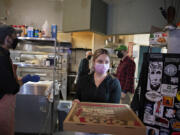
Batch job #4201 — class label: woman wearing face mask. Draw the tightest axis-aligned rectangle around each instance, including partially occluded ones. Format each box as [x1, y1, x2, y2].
[75, 48, 121, 103]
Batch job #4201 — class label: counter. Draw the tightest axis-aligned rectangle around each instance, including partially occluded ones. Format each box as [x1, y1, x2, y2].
[18, 81, 53, 96]
[15, 81, 54, 134]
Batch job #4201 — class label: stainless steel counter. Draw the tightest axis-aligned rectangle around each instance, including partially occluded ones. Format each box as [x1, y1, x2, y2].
[18, 83, 50, 96]
[17, 81, 55, 102]
[15, 82, 54, 134]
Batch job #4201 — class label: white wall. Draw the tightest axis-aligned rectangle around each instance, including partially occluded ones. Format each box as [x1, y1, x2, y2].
[134, 34, 150, 46]
[0, 0, 63, 31]
[107, 0, 172, 35]
[92, 33, 107, 52]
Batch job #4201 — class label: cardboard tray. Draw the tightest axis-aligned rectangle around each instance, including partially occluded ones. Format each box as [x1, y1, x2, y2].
[63, 102, 146, 135]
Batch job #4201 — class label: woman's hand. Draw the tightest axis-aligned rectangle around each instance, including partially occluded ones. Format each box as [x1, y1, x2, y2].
[73, 99, 80, 102]
[73, 99, 80, 105]
[73, 99, 80, 104]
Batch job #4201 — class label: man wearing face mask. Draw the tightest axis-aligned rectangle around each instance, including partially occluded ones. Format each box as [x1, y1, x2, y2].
[115, 45, 135, 105]
[0, 25, 40, 135]
[77, 51, 92, 81]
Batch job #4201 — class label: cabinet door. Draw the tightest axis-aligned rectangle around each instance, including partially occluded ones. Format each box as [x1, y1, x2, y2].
[63, 0, 91, 32]
[91, 0, 107, 34]
[107, 0, 169, 35]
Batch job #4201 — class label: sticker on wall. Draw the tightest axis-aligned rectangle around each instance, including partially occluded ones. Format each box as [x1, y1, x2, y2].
[164, 57, 180, 63]
[154, 101, 164, 117]
[163, 96, 174, 108]
[176, 110, 180, 121]
[171, 132, 180, 135]
[147, 62, 163, 92]
[146, 91, 162, 102]
[165, 108, 176, 118]
[155, 117, 169, 128]
[161, 84, 178, 97]
[144, 113, 155, 125]
[176, 91, 180, 102]
[145, 103, 154, 115]
[171, 77, 179, 85]
[170, 119, 180, 131]
[159, 128, 170, 135]
[175, 103, 180, 109]
[164, 64, 177, 77]
[146, 126, 159, 135]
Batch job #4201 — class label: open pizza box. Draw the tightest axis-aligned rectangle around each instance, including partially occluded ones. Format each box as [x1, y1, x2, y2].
[63, 102, 146, 135]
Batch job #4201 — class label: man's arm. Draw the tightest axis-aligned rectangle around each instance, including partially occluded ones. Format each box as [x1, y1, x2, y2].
[75, 77, 82, 101]
[12, 64, 23, 86]
[81, 59, 90, 75]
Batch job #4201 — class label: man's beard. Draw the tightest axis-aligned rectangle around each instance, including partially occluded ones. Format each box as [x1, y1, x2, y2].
[150, 84, 161, 91]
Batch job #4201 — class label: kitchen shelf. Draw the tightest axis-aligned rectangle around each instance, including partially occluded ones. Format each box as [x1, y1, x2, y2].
[17, 65, 62, 70]
[18, 37, 56, 42]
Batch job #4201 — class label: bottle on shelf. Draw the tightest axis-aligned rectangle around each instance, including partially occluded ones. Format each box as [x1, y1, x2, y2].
[21, 25, 26, 37]
[51, 24, 57, 39]
[39, 30, 42, 38]
[34, 29, 39, 38]
[27, 26, 34, 37]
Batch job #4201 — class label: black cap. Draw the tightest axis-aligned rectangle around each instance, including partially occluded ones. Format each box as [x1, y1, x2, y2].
[0, 24, 16, 45]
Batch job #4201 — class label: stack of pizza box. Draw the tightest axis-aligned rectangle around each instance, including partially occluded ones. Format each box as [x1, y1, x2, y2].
[63, 102, 146, 135]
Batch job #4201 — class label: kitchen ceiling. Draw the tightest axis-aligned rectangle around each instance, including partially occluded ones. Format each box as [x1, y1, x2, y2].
[103, 0, 135, 4]
[103, 0, 118, 4]
[102, 0, 112, 4]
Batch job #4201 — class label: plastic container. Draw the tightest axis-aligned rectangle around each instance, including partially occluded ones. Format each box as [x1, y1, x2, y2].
[27, 27, 34, 37]
[34, 29, 39, 37]
[51, 24, 57, 38]
[42, 20, 49, 37]
[21, 25, 26, 37]
[57, 100, 72, 131]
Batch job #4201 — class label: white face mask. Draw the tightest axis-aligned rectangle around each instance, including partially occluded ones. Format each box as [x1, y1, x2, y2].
[94, 63, 109, 74]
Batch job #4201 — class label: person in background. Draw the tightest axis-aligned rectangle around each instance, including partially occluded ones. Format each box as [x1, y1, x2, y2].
[115, 45, 135, 105]
[0, 25, 40, 135]
[77, 51, 92, 80]
[76, 48, 121, 103]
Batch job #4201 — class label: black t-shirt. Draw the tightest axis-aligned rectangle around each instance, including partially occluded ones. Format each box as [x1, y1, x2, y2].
[76, 73, 121, 103]
[0, 47, 20, 99]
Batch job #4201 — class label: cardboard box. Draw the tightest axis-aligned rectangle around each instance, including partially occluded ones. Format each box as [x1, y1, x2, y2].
[63, 102, 146, 135]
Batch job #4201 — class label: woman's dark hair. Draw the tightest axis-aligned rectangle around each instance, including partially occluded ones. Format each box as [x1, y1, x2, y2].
[93, 48, 110, 62]
[0, 25, 16, 45]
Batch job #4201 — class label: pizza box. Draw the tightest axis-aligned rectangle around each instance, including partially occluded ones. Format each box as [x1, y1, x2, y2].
[63, 102, 146, 135]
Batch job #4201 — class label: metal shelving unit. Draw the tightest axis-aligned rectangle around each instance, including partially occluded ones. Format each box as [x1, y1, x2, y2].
[16, 37, 59, 135]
